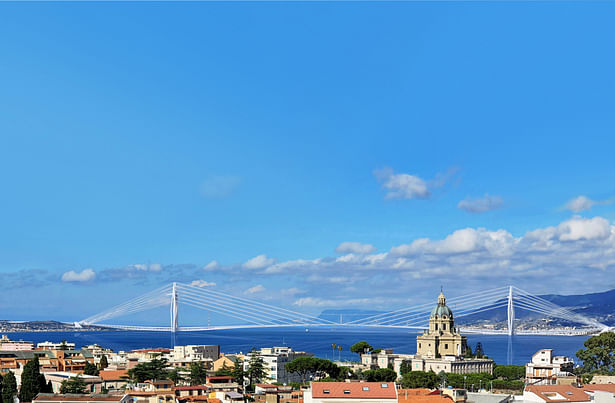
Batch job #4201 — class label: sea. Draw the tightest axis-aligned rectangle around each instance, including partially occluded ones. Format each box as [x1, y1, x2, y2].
[5, 327, 589, 366]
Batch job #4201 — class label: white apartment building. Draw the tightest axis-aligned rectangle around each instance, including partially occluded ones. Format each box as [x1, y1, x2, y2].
[169, 345, 220, 362]
[525, 349, 574, 385]
[243, 346, 311, 384]
[37, 341, 76, 350]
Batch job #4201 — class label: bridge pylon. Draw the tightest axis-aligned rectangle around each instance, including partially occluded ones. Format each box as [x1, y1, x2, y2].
[171, 282, 178, 333]
[507, 285, 515, 336]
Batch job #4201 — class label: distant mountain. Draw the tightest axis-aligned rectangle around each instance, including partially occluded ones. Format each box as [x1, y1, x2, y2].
[455, 289, 615, 327]
[0, 320, 111, 332]
[318, 289, 615, 327]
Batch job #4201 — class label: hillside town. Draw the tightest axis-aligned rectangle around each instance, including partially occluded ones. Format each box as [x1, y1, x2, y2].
[1, 293, 614, 403]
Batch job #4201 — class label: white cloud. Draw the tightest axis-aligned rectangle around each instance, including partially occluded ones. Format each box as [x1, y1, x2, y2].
[203, 260, 219, 271]
[245, 284, 265, 294]
[281, 287, 306, 296]
[149, 263, 162, 272]
[335, 242, 376, 254]
[556, 216, 611, 241]
[243, 254, 275, 270]
[62, 268, 96, 283]
[264, 259, 318, 274]
[374, 167, 430, 199]
[129, 264, 162, 272]
[565, 195, 611, 212]
[191, 280, 216, 287]
[200, 175, 241, 200]
[458, 194, 503, 213]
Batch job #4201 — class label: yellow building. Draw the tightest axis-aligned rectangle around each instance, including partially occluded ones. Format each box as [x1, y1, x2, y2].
[416, 291, 467, 358]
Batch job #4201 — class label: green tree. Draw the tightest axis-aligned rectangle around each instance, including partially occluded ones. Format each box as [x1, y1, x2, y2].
[60, 376, 87, 394]
[401, 371, 439, 389]
[59, 341, 68, 351]
[362, 368, 397, 382]
[0, 374, 3, 403]
[38, 376, 51, 394]
[350, 341, 373, 355]
[493, 365, 525, 381]
[464, 344, 474, 358]
[475, 343, 485, 359]
[168, 369, 183, 386]
[576, 332, 615, 373]
[231, 358, 246, 389]
[127, 358, 169, 383]
[189, 362, 208, 386]
[84, 362, 99, 376]
[99, 355, 109, 370]
[214, 362, 233, 377]
[399, 360, 412, 375]
[3, 372, 18, 403]
[286, 357, 341, 383]
[286, 357, 314, 383]
[246, 350, 267, 391]
[438, 371, 448, 388]
[19, 357, 44, 402]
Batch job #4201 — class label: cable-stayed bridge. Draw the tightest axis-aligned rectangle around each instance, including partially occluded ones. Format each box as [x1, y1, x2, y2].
[77, 283, 609, 336]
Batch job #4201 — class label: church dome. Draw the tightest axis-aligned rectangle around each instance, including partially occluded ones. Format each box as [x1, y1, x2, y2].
[430, 291, 453, 318]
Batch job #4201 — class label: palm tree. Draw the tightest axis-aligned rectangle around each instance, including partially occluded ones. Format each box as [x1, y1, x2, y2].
[338, 345, 342, 361]
[331, 343, 337, 360]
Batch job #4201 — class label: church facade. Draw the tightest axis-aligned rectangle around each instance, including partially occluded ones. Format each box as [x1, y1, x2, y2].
[416, 291, 467, 358]
[361, 291, 494, 376]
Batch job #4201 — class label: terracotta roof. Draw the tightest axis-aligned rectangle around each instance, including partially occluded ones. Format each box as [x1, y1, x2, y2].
[525, 385, 591, 402]
[582, 385, 615, 393]
[256, 384, 278, 389]
[133, 348, 170, 352]
[312, 382, 397, 399]
[398, 389, 434, 397]
[398, 395, 452, 403]
[208, 376, 233, 380]
[175, 386, 209, 391]
[34, 394, 124, 402]
[99, 370, 128, 381]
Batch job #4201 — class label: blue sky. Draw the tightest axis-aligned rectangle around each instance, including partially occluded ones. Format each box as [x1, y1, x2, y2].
[0, 2, 614, 324]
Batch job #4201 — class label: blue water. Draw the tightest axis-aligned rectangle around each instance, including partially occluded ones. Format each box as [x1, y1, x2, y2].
[5, 328, 588, 366]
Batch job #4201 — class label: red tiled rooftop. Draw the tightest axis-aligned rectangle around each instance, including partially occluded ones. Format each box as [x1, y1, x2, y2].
[99, 370, 128, 381]
[176, 386, 209, 391]
[583, 385, 615, 393]
[312, 382, 397, 399]
[34, 394, 125, 402]
[398, 389, 434, 397]
[525, 385, 591, 402]
[398, 395, 452, 403]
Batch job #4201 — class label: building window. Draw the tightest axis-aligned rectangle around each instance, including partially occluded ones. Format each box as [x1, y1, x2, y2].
[435, 324, 438, 330]
[443, 324, 446, 330]
[323, 390, 330, 394]
[445, 344, 448, 349]
[344, 390, 350, 394]
[362, 387, 370, 391]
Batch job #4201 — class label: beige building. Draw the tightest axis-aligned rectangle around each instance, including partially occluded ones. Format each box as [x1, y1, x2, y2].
[417, 292, 467, 358]
[362, 292, 493, 377]
[525, 349, 574, 385]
